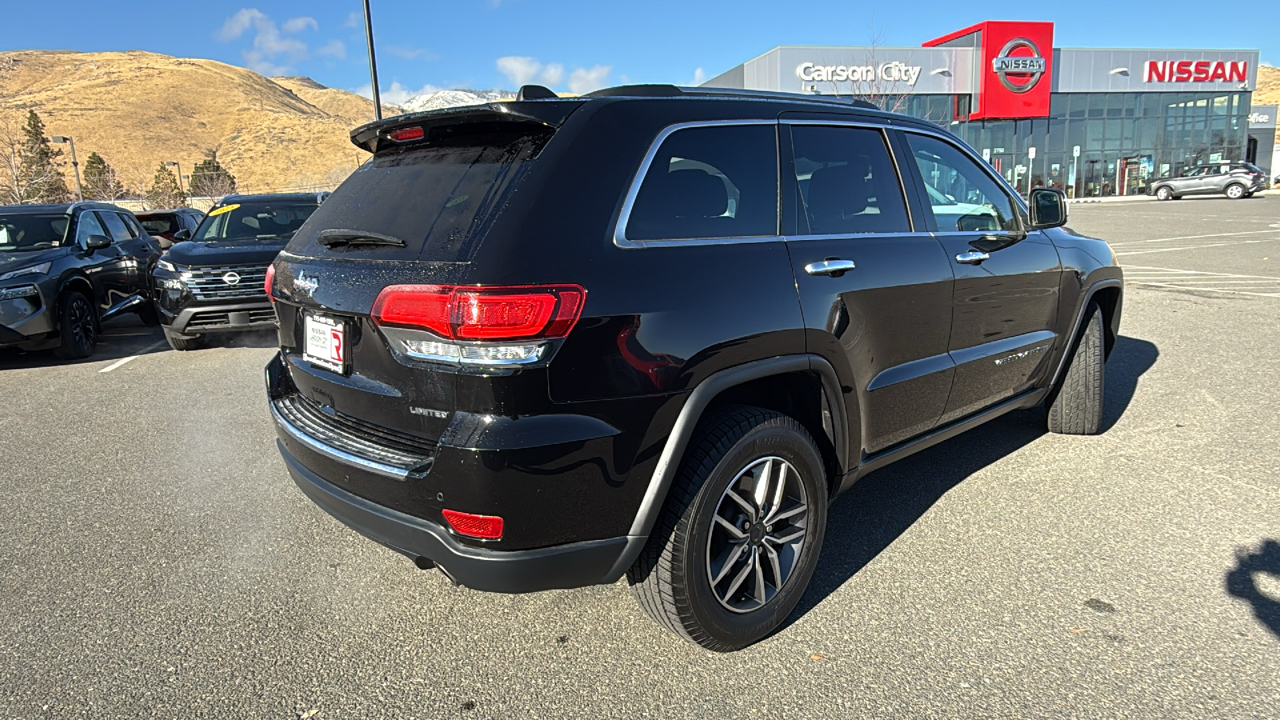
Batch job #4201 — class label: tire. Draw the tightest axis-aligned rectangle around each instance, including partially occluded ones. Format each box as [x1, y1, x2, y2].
[1047, 303, 1105, 435]
[627, 405, 829, 651]
[1155, 186, 1172, 201]
[163, 328, 203, 351]
[1225, 183, 1246, 200]
[1244, 191, 1254, 198]
[53, 291, 99, 360]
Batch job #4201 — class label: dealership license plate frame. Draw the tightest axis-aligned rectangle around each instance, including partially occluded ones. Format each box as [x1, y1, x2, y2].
[303, 312, 348, 375]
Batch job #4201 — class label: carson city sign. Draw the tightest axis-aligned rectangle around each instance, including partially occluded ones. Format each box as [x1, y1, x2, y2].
[796, 61, 923, 86]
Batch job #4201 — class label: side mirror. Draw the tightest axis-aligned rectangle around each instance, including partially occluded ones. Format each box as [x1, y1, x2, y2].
[1029, 187, 1068, 229]
[84, 234, 112, 251]
[173, 229, 191, 242]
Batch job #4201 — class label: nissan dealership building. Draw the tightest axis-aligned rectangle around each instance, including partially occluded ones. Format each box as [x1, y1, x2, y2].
[704, 20, 1274, 197]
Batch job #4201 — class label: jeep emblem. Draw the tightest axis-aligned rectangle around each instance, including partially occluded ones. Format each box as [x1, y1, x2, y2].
[991, 38, 1047, 94]
[295, 271, 319, 296]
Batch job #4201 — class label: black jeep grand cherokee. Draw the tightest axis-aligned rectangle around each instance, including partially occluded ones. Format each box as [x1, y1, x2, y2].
[153, 193, 325, 350]
[266, 85, 1124, 650]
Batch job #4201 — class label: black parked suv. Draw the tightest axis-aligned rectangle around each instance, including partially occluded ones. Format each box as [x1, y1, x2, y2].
[153, 193, 325, 350]
[0, 202, 161, 359]
[265, 85, 1124, 650]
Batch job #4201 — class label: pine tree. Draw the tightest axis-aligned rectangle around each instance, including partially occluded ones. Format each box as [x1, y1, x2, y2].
[16, 110, 70, 203]
[188, 149, 237, 198]
[82, 152, 127, 201]
[145, 163, 186, 209]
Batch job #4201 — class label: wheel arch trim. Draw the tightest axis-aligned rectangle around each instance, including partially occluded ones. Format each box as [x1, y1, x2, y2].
[1048, 278, 1123, 391]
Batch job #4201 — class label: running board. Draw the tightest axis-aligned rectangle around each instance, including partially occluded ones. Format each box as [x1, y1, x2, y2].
[838, 387, 1048, 494]
[100, 294, 145, 321]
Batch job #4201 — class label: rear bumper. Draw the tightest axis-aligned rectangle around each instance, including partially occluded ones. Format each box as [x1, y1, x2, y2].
[278, 439, 639, 593]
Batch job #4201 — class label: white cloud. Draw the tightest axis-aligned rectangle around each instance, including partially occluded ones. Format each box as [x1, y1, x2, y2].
[355, 81, 444, 106]
[496, 56, 543, 87]
[568, 65, 611, 94]
[539, 63, 564, 86]
[342, 11, 362, 29]
[687, 67, 707, 86]
[387, 46, 437, 61]
[282, 16, 318, 34]
[317, 40, 346, 59]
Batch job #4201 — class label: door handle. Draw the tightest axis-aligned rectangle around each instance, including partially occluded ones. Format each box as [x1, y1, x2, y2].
[804, 259, 856, 276]
[955, 251, 989, 265]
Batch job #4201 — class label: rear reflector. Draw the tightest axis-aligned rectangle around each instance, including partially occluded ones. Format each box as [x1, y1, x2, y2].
[387, 126, 425, 142]
[442, 509, 504, 539]
[372, 284, 585, 341]
[264, 263, 276, 301]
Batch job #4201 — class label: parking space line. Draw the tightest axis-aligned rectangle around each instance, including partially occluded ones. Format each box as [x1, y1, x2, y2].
[1107, 229, 1280, 247]
[1116, 239, 1277, 256]
[99, 341, 167, 373]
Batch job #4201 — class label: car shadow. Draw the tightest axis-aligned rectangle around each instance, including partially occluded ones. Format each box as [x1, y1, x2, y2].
[779, 335, 1159, 632]
[1225, 539, 1280, 639]
[0, 315, 165, 371]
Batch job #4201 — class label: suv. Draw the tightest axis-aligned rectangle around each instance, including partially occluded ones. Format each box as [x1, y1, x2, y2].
[1150, 161, 1266, 200]
[135, 208, 205, 250]
[264, 85, 1124, 650]
[153, 193, 326, 350]
[0, 202, 160, 359]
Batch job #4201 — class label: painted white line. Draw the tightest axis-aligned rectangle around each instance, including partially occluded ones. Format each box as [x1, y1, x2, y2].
[1108, 229, 1280, 247]
[1123, 266, 1280, 280]
[99, 340, 166, 374]
[1116, 239, 1276, 256]
[1131, 282, 1280, 298]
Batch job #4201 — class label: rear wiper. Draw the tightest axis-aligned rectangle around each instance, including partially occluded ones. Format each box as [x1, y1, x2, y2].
[318, 229, 406, 248]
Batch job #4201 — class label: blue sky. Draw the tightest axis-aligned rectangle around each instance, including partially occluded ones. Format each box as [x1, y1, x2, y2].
[3, 1, 1276, 103]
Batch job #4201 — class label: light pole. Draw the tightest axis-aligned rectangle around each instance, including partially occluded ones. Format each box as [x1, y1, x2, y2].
[164, 161, 185, 201]
[362, 0, 383, 121]
[49, 136, 83, 201]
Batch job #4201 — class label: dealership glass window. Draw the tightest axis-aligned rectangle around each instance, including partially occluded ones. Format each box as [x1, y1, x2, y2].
[904, 133, 1018, 233]
[788, 126, 910, 235]
[625, 124, 778, 242]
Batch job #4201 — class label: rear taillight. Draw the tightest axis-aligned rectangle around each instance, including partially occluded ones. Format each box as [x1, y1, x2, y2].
[372, 284, 585, 367]
[265, 263, 276, 301]
[387, 126, 425, 142]
[373, 285, 585, 341]
[442, 509, 504, 540]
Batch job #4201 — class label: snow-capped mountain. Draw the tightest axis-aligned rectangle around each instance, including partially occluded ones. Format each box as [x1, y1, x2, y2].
[401, 89, 516, 113]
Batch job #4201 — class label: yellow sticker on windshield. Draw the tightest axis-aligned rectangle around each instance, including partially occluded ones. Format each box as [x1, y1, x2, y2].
[208, 203, 240, 217]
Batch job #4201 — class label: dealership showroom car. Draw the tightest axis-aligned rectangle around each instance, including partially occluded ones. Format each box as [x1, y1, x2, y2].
[0, 201, 160, 359]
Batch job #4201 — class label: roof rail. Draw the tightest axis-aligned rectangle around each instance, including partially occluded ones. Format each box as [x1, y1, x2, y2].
[677, 86, 881, 110]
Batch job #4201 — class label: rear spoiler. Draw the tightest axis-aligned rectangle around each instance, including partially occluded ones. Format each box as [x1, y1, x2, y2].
[350, 100, 584, 153]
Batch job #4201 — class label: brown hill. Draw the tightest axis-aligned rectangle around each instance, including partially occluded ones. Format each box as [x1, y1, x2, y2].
[1256, 65, 1280, 143]
[0, 50, 398, 199]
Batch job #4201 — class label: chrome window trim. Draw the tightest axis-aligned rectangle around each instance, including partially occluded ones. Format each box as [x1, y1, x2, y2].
[782, 231, 936, 243]
[613, 119, 779, 249]
[781, 119, 918, 235]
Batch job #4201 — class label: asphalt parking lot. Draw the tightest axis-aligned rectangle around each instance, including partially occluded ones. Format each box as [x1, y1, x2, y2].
[1, 196, 1278, 719]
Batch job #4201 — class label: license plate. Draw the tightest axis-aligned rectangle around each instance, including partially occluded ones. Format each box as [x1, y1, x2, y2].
[304, 314, 346, 373]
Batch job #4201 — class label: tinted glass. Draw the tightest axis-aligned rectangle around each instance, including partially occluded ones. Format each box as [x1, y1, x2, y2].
[98, 211, 133, 242]
[625, 124, 777, 241]
[905, 133, 1019, 234]
[75, 211, 108, 244]
[139, 214, 180, 236]
[789, 126, 910, 235]
[0, 214, 69, 252]
[195, 200, 320, 242]
[119, 213, 142, 238]
[289, 125, 551, 261]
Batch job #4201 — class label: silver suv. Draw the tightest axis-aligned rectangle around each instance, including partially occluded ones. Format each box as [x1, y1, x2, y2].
[1150, 162, 1266, 201]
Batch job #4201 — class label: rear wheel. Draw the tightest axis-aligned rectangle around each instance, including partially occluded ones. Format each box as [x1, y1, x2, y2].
[1155, 186, 1173, 201]
[628, 406, 829, 651]
[163, 328, 203, 351]
[1225, 183, 1246, 200]
[1047, 303, 1105, 435]
[54, 291, 98, 360]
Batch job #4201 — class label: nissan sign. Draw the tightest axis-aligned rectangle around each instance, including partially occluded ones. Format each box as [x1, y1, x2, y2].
[991, 38, 1047, 93]
[1144, 60, 1248, 83]
[796, 61, 922, 86]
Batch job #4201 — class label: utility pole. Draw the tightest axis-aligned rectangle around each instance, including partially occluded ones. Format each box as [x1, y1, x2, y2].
[49, 136, 83, 201]
[362, 0, 383, 121]
[165, 161, 185, 201]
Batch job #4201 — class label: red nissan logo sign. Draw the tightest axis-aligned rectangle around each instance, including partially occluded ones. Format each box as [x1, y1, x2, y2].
[991, 38, 1047, 93]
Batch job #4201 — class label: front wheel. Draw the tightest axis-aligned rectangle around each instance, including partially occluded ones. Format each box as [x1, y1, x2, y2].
[163, 328, 203, 351]
[54, 291, 99, 359]
[628, 406, 829, 651]
[1047, 303, 1105, 435]
[1225, 183, 1246, 200]
[1155, 186, 1172, 201]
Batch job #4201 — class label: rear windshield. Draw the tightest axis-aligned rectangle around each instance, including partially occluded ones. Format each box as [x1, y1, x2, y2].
[138, 214, 179, 236]
[194, 200, 320, 243]
[286, 125, 552, 262]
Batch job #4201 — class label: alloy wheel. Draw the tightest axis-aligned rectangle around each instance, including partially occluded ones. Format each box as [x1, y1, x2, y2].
[68, 296, 96, 353]
[705, 456, 809, 613]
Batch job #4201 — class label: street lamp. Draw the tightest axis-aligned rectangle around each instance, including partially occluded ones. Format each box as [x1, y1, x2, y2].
[49, 136, 83, 202]
[362, 0, 383, 121]
[164, 161, 185, 200]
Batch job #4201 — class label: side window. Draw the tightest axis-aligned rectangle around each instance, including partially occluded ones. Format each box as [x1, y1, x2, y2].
[789, 125, 911, 235]
[625, 124, 777, 242]
[74, 211, 108, 245]
[98, 211, 133, 242]
[904, 133, 1020, 234]
[119, 213, 142, 238]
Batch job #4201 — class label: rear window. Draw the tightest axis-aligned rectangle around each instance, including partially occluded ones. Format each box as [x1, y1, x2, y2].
[139, 214, 179, 236]
[287, 125, 552, 262]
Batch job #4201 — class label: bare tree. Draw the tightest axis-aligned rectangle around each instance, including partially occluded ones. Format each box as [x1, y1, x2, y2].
[0, 115, 70, 204]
